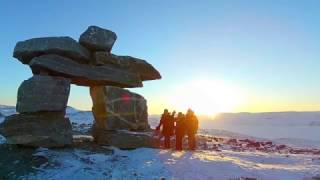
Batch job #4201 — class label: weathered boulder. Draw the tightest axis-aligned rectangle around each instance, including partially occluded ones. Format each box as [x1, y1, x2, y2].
[79, 26, 117, 52]
[17, 75, 70, 113]
[90, 86, 149, 131]
[30, 54, 143, 87]
[94, 52, 161, 81]
[13, 36, 91, 64]
[0, 112, 72, 147]
[92, 128, 159, 149]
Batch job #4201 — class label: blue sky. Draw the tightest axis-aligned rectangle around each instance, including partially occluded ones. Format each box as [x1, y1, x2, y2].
[1, 0, 320, 114]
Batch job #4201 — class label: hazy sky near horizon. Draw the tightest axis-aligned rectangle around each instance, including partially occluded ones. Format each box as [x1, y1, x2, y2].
[1, 0, 320, 114]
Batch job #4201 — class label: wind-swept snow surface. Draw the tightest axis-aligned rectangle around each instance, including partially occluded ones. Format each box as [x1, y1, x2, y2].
[26, 147, 320, 180]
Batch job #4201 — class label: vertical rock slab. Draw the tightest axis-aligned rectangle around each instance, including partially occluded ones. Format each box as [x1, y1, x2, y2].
[16, 75, 71, 113]
[0, 112, 73, 148]
[90, 86, 149, 131]
[79, 26, 117, 52]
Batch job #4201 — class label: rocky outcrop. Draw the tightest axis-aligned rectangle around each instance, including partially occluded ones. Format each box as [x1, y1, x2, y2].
[90, 86, 149, 131]
[16, 75, 70, 113]
[13, 36, 91, 64]
[79, 26, 117, 52]
[0, 112, 72, 147]
[30, 54, 143, 87]
[92, 129, 159, 149]
[94, 52, 161, 80]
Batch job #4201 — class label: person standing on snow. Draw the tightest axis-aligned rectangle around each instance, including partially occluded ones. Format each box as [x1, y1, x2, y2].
[175, 112, 186, 150]
[156, 109, 173, 148]
[186, 109, 199, 150]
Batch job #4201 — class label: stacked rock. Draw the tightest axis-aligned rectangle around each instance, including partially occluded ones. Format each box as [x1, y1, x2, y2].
[0, 75, 72, 147]
[0, 25, 161, 148]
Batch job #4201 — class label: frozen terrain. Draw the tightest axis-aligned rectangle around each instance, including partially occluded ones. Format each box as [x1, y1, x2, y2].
[20, 147, 320, 180]
[0, 105, 319, 179]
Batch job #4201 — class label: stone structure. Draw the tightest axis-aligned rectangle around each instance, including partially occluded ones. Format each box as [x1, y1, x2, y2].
[90, 86, 149, 131]
[93, 130, 159, 149]
[0, 112, 72, 148]
[16, 75, 71, 113]
[79, 26, 117, 52]
[0, 76, 72, 147]
[0, 25, 161, 148]
[30, 54, 142, 87]
[13, 36, 91, 64]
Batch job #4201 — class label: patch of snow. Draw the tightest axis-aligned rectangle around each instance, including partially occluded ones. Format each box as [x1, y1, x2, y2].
[213, 112, 320, 126]
[0, 134, 6, 144]
[68, 111, 94, 125]
[117, 130, 154, 136]
[273, 138, 320, 149]
[28, 148, 170, 179]
[0, 117, 4, 124]
[0, 105, 16, 116]
[66, 106, 80, 115]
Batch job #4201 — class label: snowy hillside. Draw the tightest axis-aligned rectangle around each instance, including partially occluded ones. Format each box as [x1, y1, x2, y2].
[21, 147, 320, 180]
[213, 112, 320, 126]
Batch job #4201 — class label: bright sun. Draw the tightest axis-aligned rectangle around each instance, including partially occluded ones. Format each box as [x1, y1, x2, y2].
[167, 79, 244, 117]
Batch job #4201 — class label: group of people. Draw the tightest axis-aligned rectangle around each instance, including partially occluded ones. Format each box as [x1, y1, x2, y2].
[156, 109, 199, 150]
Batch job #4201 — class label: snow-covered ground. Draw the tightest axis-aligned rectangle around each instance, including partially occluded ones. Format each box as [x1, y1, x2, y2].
[1, 105, 320, 179]
[22, 147, 320, 180]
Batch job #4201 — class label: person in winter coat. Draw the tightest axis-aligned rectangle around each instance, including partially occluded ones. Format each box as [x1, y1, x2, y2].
[186, 109, 199, 150]
[156, 109, 173, 148]
[169, 111, 176, 136]
[175, 112, 186, 150]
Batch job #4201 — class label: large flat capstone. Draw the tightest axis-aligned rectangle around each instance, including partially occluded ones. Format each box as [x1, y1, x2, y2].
[29, 54, 143, 87]
[79, 26, 117, 52]
[90, 86, 149, 131]
[16, 75, 70, 113]
[13, 36, 91, 64]
[0, 112, 73, 148]
[94, 52, 161, 81]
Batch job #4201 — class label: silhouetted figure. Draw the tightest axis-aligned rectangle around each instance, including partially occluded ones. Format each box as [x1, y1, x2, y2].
[175, 112, 186, 151]
[186, 109, 198, 150]
[156, 109, 173, 148]
[169, 111, 176, 136]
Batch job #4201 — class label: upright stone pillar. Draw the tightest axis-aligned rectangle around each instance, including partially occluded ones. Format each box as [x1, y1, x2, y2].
[90, 86, 149, 131]
[90, 86, 158, 149]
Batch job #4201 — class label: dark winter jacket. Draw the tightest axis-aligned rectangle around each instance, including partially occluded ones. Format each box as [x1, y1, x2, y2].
[186, 114, 199, 135]
[175, 115, 186, 136]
